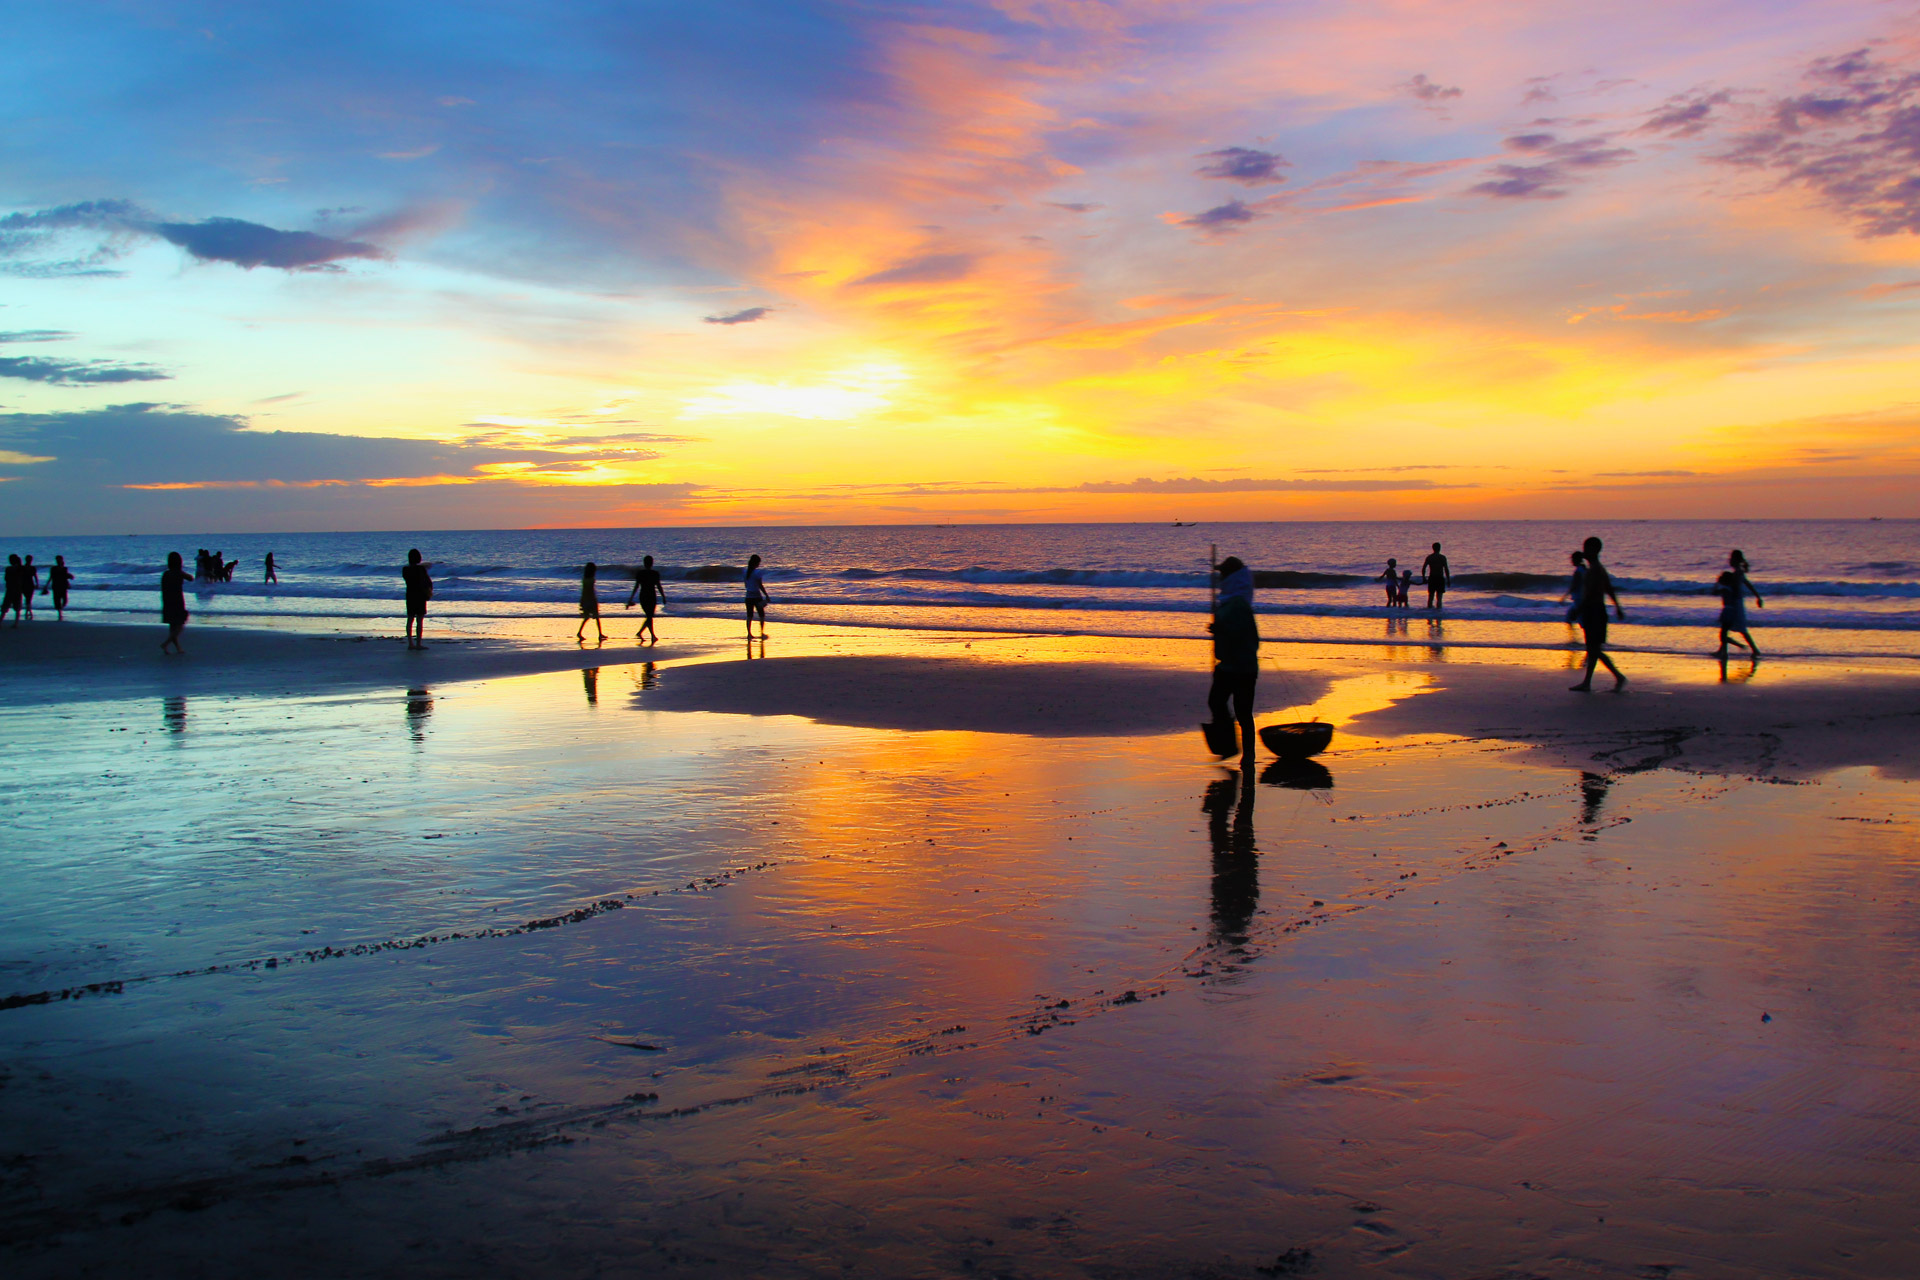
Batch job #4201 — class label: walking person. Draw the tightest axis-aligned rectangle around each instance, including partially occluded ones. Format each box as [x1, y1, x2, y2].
[624, 554, 667, 643]
[1421, 542, 1450, 610]
[1568, 536, 1626, 691]
[743, 553, 771, 638]
[1, 555, 22, 627]
[402, 549, 434, 650]
[47, 555, 73, 620]
[160, 551, 190, 653]
[1206, 556, 1260, 760]
[1560, 551, 1587, 623]
[576, 561, 606, 644]
[21, 556, 37, 619]
[263, 551, 277, 585]
[1713, 550, 1765, 658]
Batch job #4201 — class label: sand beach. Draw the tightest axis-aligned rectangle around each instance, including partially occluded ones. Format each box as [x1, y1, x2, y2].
[3, 614, 1919, 1277]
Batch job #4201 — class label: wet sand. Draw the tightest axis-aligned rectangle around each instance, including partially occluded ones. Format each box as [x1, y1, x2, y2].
[4, 623, 1920, 1277]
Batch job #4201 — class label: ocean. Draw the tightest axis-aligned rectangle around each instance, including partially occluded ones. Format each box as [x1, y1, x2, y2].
[7, 519, 1917, 658]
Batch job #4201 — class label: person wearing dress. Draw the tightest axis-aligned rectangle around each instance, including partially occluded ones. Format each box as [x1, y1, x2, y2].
[576, 561, 606, 643]
[1714, 550, 1765, 658]
[160, 551, 190, 653]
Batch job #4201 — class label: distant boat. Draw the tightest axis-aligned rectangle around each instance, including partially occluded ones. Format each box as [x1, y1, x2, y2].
[1172, 520, 1200, 527]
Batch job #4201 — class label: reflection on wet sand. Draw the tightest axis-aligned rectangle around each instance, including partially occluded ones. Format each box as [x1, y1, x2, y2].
[405, 687, 433, 743]
[1204, 772, 1257, 954]
[1579, 770, 1610, 824]
[162, 695, 186, 737]
[1260, 758, 1334, 791]
[582, 667, 599, 705]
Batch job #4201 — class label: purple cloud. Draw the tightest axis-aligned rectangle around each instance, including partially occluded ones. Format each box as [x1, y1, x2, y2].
[704, 306, 772, 325]
[1177, 200, 1261, 231]
[849, 253, 974, 285]
[1196, 147, 1290, 185]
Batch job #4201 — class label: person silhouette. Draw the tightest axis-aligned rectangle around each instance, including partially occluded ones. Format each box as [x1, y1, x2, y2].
[21, 556, 37, 619]
[1569, 536, 1626, 691]
[160, 551, 190, 653]
[1560, 551, 1587, 623]
[1206, 556, 1260, 760]
[624, 554, 667, 643]
[47, 555, 73, 620]
[1422, 542, 1450, 610]
[1376, 558, 1399, 607]
[576, 561, 606, 643]
[1, 555, 22, 627]
[263, 551, 277, 585]
[402, 549, 434, 650]
[744, 554, 770, 638]
[1714, 549, 1764, 658]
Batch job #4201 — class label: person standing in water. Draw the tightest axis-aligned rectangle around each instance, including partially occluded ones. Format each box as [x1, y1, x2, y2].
[1376, 558, 1399, 607]
[1421, 542, 1450, 610]
[160, 551, 190, 653]
[47, 555, 74, 620]
[1207, 556, 1261, 760]
[21, 556, 38, 619]
[402, 549, 434, 650]
[1, 555, 23, 627]
[743, 554, 770, 638]
[263, 551, 277, 585]
[624, 554, 667, 643]
[1569, 536, 1626, 691]
[576, 561, 606, 643]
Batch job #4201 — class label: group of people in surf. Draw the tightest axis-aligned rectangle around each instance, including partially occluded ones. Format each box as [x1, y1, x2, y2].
[1375, 543, 1453, 610]
[153, 548, 775, 653]
[570, 554, 770, 645]
[1, 553, 75, 626]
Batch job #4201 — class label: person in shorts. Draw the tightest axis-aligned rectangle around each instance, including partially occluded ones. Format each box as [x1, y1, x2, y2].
[743, 553, 770, 638]
[625, 554, 667, 643]
[1569, 536, 1626, 691]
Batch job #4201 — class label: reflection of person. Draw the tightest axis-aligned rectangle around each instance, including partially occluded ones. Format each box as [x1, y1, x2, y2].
[744, 554, 770, 638]
[1714, 550, 1764, 658]
[48, 555, 73, 620]
[160, 551, 190, 653]
[263, 552, 277, 585]
[1207, 556, 1260, 760]
[1203, 771, 1258, 951]
[402, 549, 434, 650]
[1422, 542, 1450, 609]
[582, 667, 600, 705]
[576, 562, 606, 643]
[1569, 536, 1626, 692]
[625, 554, 666, 643]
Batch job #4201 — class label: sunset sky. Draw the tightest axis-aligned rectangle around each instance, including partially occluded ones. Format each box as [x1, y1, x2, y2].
[5, 0, 1920, 532]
